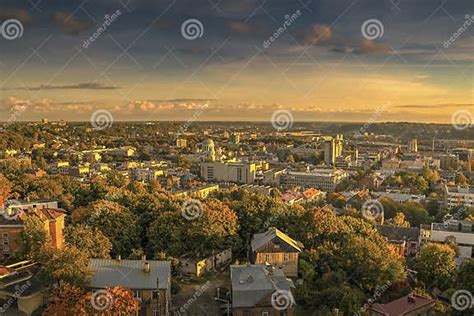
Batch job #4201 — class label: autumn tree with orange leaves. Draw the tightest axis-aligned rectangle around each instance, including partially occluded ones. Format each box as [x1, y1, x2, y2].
[44, 282, 139, 316]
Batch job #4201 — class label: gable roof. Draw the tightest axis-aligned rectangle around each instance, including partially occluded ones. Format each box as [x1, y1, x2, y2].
[89, 259, 171, 290]
[231, 264, 294, 308]
[0, 208, 65, 226]
[377, 225, 420, 242]
[251, 228, 302, 253]
[368, 295, 434, 315]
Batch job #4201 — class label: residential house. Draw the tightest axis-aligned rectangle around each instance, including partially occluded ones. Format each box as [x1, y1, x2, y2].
[88, 258, 171, 316]
[231, 264, 296, 316]
[377, 225, 421, 257]
[251, 228, 303, 277]
[367, 294, 435, 316]
[178, 248, 232, 278]
[0, 261, 45, 316]
[0, 203, 65, 259]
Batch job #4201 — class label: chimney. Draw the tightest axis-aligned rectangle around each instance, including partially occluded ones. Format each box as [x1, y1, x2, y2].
[407, 294, 416, 303]
[144, 262, 150, 273]
[116, 255, 121, 262]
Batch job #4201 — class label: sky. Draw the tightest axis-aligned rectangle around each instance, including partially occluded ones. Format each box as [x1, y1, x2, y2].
[0, 0, 473, 123]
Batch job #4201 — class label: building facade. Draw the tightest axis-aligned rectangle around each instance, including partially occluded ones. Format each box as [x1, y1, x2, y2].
[279, 168, 348, 192]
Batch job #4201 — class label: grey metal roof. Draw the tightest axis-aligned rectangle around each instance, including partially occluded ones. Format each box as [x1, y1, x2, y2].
[88, 259, 171, 290]
[231, 265, 294, 308]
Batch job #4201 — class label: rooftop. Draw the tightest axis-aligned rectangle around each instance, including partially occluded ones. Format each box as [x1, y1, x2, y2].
[231, 264, 294, 308]
[251, 227, 303, 253]
[89, 259, 171, 290]
[368, 294, 434, 315]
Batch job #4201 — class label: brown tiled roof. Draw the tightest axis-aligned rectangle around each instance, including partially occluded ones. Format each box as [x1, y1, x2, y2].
[368, 295, 434, 315]
[0, 208, 65, 225]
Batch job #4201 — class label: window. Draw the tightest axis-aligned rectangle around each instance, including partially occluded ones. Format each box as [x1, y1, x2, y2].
[2, 233, 9, 252]
[153, 309, 160, 316]
[284, 253, 290, 262]
[262, 311, 269, 316]
[264, 254, 270, 262]
[152, 290, 160, 300]
[134, 290, 142, 301]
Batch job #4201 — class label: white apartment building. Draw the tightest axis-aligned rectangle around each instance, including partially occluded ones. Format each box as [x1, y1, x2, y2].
[200, 161, 257, 184]
[424, 221, 474, 259]
[279, 168, 349, 192]
[444, 185, 474, 209]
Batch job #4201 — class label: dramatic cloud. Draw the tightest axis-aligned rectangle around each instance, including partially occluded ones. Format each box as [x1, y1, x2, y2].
[305, 24, 332, 45]
[0, 8, 32, 23]
[51, 11, 91, 35]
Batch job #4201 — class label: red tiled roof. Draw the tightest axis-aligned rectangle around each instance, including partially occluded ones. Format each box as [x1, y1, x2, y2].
[0, 266, 11, 276]
[368, 295, 434, 315]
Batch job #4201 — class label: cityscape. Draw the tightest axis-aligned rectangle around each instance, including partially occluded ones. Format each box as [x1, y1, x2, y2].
[0, 0, 473, 316]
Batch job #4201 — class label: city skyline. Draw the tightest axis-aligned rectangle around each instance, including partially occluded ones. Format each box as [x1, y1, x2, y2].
[1, 0, 473, 123]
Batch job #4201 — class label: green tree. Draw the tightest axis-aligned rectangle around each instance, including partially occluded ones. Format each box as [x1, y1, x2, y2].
[414, 243, 456, 290]
[37, 246, 90, 287]
[20, 215, 50, 259]
[75, 200, 139, 257]
[387, 212, 410, 227]
[457, 259, 474, 293]
[65, 224, 112, 259]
